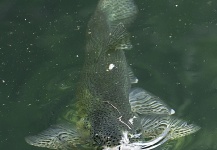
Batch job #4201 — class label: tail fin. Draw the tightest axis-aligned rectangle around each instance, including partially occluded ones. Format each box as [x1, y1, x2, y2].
[98, 0, 138, 27]
[86, 0, 137, 61]
[25, 124, 81, 150]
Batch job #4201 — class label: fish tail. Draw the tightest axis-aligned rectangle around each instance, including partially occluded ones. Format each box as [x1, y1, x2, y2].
[86, 0, 137, 60]
[98, 0, 138, 27]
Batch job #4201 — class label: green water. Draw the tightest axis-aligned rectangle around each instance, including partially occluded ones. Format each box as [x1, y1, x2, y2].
[0, 0, 216, 149]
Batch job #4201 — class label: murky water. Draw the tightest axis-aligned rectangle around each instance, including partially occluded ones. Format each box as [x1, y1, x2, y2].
[0, 0, 217, 149]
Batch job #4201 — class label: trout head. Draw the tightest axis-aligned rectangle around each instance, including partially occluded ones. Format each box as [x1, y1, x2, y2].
[90, 109, 129, 147]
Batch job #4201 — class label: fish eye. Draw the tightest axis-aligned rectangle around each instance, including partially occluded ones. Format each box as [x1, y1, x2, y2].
[93, 134, 102, 145]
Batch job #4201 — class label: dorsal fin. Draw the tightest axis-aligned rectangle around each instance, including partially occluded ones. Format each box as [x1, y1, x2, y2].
[93, 22, 129, 62]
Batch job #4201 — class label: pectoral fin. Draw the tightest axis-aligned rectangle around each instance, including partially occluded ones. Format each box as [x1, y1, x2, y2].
[166, 116, 201, 140]
[129, 88, 175, 115]
[25, 124, 81, 150]
[140, 115, 200, 140]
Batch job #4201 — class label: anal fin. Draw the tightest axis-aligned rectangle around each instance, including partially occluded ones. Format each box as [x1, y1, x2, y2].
[128, 67, 138, 84]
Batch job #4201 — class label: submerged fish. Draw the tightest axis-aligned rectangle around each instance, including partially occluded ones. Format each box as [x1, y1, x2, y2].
[25, 0, 200, 149]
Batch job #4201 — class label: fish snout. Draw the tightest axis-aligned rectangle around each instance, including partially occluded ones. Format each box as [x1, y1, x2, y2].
[92, 130, 122, 147]
[91, 121, 122, 147]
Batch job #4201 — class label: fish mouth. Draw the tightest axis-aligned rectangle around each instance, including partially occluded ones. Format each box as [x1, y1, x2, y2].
[93, 132, 121, 147]
[103, 128, 170, 150]
[90, 106, 134, 147]
[91, 118, 123, 147]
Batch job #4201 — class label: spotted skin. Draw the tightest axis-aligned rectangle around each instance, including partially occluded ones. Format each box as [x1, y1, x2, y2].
[25, 0, 200, 149]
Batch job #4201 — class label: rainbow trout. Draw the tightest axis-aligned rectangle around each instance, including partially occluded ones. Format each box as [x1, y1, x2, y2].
[25, 0, 200, 149]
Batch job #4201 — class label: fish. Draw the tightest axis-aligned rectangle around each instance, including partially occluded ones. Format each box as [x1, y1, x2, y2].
[25, 0, 200, 149]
